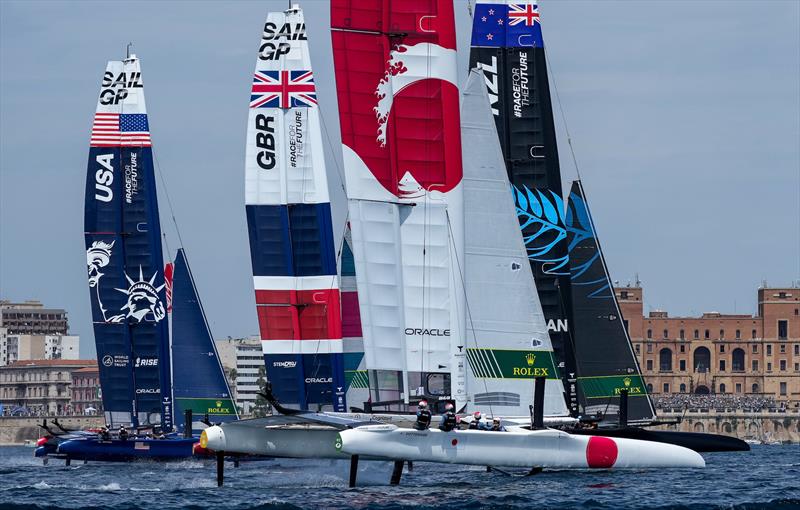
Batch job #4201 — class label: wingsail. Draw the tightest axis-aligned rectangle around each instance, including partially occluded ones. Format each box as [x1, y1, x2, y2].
[469, 0, 579, 415]
[331, 0, 467, 411]
[462, 69, 569, 418]
[84, 55, 172, 430]
[245, 5, 346, 411]
[565, 181, 657, 424]
[170, 249, 239, 431]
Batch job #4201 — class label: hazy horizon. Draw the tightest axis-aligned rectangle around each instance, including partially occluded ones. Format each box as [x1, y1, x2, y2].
[1, 1, 798, 358]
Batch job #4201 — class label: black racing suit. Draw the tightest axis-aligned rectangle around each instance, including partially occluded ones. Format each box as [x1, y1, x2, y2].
[414, 408, 432, 431]
[439, 411, 457, 432]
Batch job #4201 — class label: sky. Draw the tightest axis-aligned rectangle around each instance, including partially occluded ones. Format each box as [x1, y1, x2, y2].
[1, 1, 798, 359]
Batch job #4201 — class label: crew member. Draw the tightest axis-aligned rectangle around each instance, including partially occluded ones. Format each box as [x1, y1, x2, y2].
[468, 411, 486, 430]
[99, 426, 110, 441]
[490, 418, 506, 432]
[439, 402, 457, 432]
[118, 425, 129, 441]
[414, 400, 432, 431]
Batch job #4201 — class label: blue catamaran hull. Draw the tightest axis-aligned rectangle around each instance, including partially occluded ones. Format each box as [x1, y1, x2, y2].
[55, 437, 202, 462]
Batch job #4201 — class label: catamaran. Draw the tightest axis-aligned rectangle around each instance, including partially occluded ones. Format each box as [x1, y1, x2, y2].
[202, 2, 704, 485]
[36, 53, 238, 463]
[467, 0, 745, 452]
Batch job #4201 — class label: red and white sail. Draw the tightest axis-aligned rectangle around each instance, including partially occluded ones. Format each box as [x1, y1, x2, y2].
[331, 0, 466, 408]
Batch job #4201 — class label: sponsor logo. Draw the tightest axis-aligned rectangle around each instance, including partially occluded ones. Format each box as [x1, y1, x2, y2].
[288, 110, 304, 167]
[511, 352, 549, 377]
[124, 152, 139, 204]
[613, 376, 643, 396]
[272, 361, 297, 368]
[404, 328, 450, 337]
[334, 433, 343, 451]
[135, 388, 159, 394]
[94, 153, 115, 202]
[207, 400, 231, 414]
[255, 114, 276, 170]
[511, 51, 530, 118]
[99, 71, 143, 105]
[305, 377, 332, 384]
[259, 22, 306, 61]
[101, 354, 129, 368]
[134, 357, 158, 368]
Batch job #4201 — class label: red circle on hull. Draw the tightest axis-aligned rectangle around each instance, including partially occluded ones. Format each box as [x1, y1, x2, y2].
[585, 436, 618, 468]
[451, 439, 458, 446]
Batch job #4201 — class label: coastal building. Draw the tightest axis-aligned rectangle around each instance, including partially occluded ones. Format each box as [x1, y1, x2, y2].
[621, 285, 800, 410]
[70, 366, 101, 415]
[0, 359, 97, 415]
[0, 300, 79, 366]
[214, 336, 263, 414]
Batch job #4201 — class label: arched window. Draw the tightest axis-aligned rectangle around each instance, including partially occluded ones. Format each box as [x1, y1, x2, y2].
[694, 385, 710, 394]
[663, 329, 669, 339]
[694, 347, 711, 373]
[732, 348, 745, 372]
[647, 329, 652, 339]
[646, 383, 653, 393]
[719, 383, 726, 393]
[752, 383, 759, 393]
[659, 348, 673, 372]
[694, 329, 699, 339]
[679, 383, 687, 393]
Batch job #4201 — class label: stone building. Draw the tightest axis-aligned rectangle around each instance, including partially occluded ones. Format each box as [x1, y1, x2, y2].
[0, 359, 97, 415]
[70, 366, 101, 415]
[619, 286, 800, 409]
[0, 300, 79, 366]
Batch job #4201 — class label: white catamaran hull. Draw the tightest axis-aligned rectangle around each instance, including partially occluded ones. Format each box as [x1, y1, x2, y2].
[200, 413, 578, 458]
[336, 425, 705, 469]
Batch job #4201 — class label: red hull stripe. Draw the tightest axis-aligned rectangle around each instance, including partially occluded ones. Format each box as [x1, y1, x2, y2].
[255, 289, 342, 341]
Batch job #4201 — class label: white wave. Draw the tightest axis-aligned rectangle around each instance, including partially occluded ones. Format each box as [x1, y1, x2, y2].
[33, 481, 52, 489]
[98, 482, 122, 491]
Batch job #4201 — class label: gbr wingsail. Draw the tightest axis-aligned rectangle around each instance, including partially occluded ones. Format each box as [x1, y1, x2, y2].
[245, 5, 346, 411]
[331, 0, 467, 411]
[84, 55, 173, 430]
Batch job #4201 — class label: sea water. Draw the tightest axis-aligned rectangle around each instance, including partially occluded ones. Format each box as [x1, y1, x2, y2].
[0, 445, 798, 509]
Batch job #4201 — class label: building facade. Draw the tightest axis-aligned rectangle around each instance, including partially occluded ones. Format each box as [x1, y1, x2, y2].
[234, 339, 264, 415]
[619, 286, 800, 409]
[1, 300, 79, 366]
[0, 359, 97, 415]
[70, 366, 102, 415]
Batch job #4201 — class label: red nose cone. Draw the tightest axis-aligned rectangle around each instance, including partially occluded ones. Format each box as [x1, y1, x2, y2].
[585, 436, 618, 469]
[36, 436, 49, 447]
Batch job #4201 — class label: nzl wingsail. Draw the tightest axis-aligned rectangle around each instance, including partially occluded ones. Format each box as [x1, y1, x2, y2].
[461, 69, 569, 419]
[84, 54, 173, 431]
[331, 0, 467, 411]
[469, 0, 579, 415]
[170, 249, 239, 432]
[245, 5, 347, 411]
[565, 181, 656, 424]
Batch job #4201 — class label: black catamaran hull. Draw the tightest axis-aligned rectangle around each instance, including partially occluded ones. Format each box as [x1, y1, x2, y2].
[568, 427, 749, 453]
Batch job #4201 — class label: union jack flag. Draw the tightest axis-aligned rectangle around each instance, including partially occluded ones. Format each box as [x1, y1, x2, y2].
[508, 3, 540, 26]
[250, 70, 317, 109]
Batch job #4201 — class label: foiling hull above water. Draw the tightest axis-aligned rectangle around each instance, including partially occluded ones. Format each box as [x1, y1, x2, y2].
[55, 436, 202, 462]
[337, 425, 705, 469]
[568, 426, 750, 453]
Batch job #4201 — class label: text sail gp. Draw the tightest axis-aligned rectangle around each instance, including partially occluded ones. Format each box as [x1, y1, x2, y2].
[245, 4, 347, 411]
[84, 54, 173, 430]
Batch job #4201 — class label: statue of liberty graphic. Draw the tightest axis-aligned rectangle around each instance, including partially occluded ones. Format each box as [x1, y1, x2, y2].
[86, 241, 166, 323]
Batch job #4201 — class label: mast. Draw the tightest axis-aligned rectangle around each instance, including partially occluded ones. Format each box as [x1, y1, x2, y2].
[565, 181, 657, 424]
[245, 5, 346, 411]
[84, 54, 172, 430]
[468, 0, 579, 415]
[461, 68, 569, 418]
[331, 0, 467, 411]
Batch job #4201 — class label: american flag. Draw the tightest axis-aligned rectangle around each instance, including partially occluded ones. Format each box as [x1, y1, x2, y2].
[250, 70, 317, 109]
[90, 113, 151, 147]
[508, 3, 540, 26]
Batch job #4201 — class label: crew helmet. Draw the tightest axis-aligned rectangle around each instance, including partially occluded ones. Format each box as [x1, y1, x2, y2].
[418, 400, 428, 408]
[445, 402, 455, 411]
[473, 411, 482, 420]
